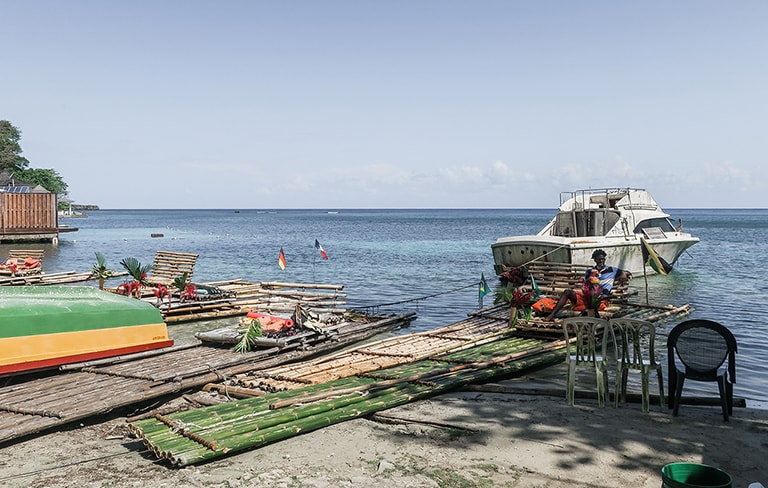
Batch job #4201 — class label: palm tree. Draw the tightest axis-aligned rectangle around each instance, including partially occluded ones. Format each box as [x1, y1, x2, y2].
[119, 257, 152, 297]
[88, 252, 113, 290]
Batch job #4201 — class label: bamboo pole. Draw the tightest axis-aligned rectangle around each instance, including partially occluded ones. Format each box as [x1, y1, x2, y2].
[132, 345, 565, 466]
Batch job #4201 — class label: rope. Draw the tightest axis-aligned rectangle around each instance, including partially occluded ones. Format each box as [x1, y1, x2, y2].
[354, 281, 481, 311]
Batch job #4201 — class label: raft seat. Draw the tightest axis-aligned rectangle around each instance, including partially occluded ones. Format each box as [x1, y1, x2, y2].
[525, 262, 631, 303]
[0, 250, 44, 276]
[145, 251, 199, 287]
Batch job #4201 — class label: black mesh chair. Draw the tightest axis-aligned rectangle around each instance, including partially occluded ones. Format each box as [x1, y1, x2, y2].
[667, 319, 737, 421]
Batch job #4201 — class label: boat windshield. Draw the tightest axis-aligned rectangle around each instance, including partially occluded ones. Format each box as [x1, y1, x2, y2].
[551, 209, 620, 237]
[633, 217, 676, 234]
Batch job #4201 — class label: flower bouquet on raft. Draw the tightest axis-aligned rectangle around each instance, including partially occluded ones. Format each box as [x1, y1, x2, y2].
[582, 270, 606, 317]
[494, 266, 535, 327]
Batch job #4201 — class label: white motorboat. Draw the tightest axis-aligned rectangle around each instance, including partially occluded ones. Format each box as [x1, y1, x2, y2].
[491, 188, 699, 275]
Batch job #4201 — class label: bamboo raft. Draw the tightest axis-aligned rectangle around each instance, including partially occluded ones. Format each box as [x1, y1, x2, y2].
[129, 296, 695, 467]
[200, 299, 691, 399]
[131, 334, 568, 466]
[0, 272, 349, 324]
[0, 270, 129, 286]
[146, 280, 349, 324]
[0, 312, 414, 445]
[205, 310, 515, 396]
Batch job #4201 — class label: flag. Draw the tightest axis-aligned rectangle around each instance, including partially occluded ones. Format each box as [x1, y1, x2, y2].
[278, 247, 287, 270]
[315, 239, 329, 260]
[530, 274, 541, 298]
[479, 273, 490, 299]
[640, 238, 672, 275]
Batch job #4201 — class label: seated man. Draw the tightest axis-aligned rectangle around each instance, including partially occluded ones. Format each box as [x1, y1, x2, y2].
[543, 249, 631, 321]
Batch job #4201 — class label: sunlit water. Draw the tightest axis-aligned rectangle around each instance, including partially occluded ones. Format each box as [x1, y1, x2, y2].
[11, 208, 767, 405]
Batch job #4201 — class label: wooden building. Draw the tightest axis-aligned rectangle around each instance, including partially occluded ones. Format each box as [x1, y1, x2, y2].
[0, 172, 71, 244]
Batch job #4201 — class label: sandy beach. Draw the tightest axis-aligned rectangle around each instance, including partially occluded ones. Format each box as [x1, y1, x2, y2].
[0, 370, 765, 488]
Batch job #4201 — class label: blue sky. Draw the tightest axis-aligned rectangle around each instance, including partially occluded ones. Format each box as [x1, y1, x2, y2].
[2, 1, 766, 209]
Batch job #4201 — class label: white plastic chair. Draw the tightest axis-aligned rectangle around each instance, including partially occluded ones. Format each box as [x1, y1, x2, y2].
[562, 317, 617, 408]
[609, 318, 665, 412]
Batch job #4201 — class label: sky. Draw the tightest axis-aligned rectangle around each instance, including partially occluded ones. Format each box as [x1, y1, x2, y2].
[2, 1, 767, 209]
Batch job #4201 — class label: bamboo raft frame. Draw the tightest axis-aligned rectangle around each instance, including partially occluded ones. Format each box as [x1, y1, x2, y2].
[0, 312, 414, 445]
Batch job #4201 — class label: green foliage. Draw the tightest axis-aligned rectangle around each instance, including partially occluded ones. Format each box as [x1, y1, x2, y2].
[173, 272, 189, 292]
[16, 168, 69, 195]
[233, 319, 263, 353]
[0, 120, 29, 173]
[89, 252, 114, 280]
[119, 257, 152, 285]
[493, 286, 516, 305]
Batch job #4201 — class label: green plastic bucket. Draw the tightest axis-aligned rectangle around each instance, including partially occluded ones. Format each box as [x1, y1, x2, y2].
[661, 463, 732, 488]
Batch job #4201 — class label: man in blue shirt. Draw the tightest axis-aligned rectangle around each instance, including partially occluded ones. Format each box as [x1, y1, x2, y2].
[544, 249, 631, 320]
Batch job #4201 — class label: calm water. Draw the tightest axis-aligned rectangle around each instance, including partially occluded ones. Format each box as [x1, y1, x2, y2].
[7, 208, 767, 405]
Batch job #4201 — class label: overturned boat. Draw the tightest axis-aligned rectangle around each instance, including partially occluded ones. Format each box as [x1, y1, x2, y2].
[492, 188, 699, 274]
[0, 286, 173, 375]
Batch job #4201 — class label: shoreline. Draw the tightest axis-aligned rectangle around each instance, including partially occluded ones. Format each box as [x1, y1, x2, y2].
[1, 374, 765, 488]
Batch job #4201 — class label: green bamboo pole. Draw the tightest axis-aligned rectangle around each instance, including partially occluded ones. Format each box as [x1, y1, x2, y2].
[167, 349, 565, 466]
[133, 337, 565, 465]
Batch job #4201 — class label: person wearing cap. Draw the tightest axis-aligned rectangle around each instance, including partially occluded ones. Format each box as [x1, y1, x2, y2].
[543, 249, 631, 321]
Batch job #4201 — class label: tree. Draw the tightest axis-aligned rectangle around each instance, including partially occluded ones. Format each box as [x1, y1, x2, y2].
[0, 120, 69, 195]
[16, 168, 69, 195]
[0, 120, 30, 174]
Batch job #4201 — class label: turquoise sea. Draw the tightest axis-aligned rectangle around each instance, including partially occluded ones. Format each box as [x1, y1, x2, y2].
[9, 208, 767, 406]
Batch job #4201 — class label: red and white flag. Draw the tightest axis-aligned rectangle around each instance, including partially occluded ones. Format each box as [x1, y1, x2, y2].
[278, 247, 287, 270]
[315, 239, 329, 260]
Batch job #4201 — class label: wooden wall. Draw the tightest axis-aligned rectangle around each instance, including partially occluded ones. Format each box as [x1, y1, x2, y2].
[0, 193, 58, 236]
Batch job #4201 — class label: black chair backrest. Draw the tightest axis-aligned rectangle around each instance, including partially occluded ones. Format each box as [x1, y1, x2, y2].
[667, 319, 737, 382]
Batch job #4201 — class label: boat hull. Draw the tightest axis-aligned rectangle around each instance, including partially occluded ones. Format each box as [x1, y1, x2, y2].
[491, 235, 698, 275]
[0, 286, 173, 375]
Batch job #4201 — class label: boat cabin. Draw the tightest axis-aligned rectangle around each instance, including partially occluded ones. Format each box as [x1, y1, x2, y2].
[548, 188, 679, 239]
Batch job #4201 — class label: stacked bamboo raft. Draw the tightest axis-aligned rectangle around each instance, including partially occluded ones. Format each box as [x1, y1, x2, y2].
[204, 311, 513, 396]
[130, 334, 567, 467]
[147, 280, 349, 323]
[0, 312, 413, 445]
[0, 270, 129, 286]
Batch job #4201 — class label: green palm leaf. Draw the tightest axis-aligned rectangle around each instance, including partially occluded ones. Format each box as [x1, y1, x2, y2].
[120, 257, 153, 285]
[233, 319, 264, 353]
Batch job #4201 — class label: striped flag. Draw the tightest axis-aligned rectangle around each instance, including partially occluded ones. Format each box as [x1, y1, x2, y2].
[640, 238, 672, 275]
[315, 239, 329, 260]
[278, 247, 287, 270]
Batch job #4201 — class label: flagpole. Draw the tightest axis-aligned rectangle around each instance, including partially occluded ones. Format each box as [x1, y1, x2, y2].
[643, 265, 649, 305]
[479, 281, 483, 309]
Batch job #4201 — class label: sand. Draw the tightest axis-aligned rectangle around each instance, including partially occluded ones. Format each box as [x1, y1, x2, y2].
[0, 370, 766, 488]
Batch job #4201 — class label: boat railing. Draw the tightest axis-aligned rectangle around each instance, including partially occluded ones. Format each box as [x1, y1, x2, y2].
[559, 188, 646, 208]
